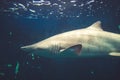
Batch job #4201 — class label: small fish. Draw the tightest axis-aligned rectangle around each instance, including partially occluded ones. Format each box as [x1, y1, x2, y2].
[0, 72, 5, 76]
[86, 0, 95, 5]
[18, 3, 27, 11]
[32, 0, 51, 6]
[14, 62, 19, 79]
[118, 25, 120, 29]
[29, 9, 36, 13]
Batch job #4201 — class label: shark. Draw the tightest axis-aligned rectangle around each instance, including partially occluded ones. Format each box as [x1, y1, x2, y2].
[21, 21, 120, 58]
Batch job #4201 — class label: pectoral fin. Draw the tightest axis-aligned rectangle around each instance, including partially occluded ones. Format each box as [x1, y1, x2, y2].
[60, 49, 66, 52]
[109, 52, 120, 56]
[60, 44, 82, 55]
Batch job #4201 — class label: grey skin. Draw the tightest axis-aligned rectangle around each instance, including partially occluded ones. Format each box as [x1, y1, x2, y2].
[21, 21, 120, 58]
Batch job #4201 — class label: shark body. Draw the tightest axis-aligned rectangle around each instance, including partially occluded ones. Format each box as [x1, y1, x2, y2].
[21, 21, 120, 57]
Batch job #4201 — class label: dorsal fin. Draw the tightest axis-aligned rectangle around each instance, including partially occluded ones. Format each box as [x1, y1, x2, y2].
[87, 21, 103, 31]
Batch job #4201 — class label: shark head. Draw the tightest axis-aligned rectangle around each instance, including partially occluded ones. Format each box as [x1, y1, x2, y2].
[21, 43, 54, 57]
[21, 39, 83, 57]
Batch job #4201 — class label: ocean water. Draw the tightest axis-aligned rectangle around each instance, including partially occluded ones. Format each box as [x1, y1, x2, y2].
[0, 0, 120, 80]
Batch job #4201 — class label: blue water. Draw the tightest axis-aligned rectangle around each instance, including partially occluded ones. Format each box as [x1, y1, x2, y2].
[0, 0, 120, 80]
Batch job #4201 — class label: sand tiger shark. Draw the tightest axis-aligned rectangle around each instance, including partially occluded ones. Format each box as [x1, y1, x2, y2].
[21, 21, 120, 57]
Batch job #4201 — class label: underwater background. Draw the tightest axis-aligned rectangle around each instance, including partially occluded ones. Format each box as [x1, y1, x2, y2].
[0, 0, 120, 80]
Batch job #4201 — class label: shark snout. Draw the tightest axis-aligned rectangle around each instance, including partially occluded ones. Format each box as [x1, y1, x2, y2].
[21, 45, 36, 52]
[21, 46, 28, 51]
